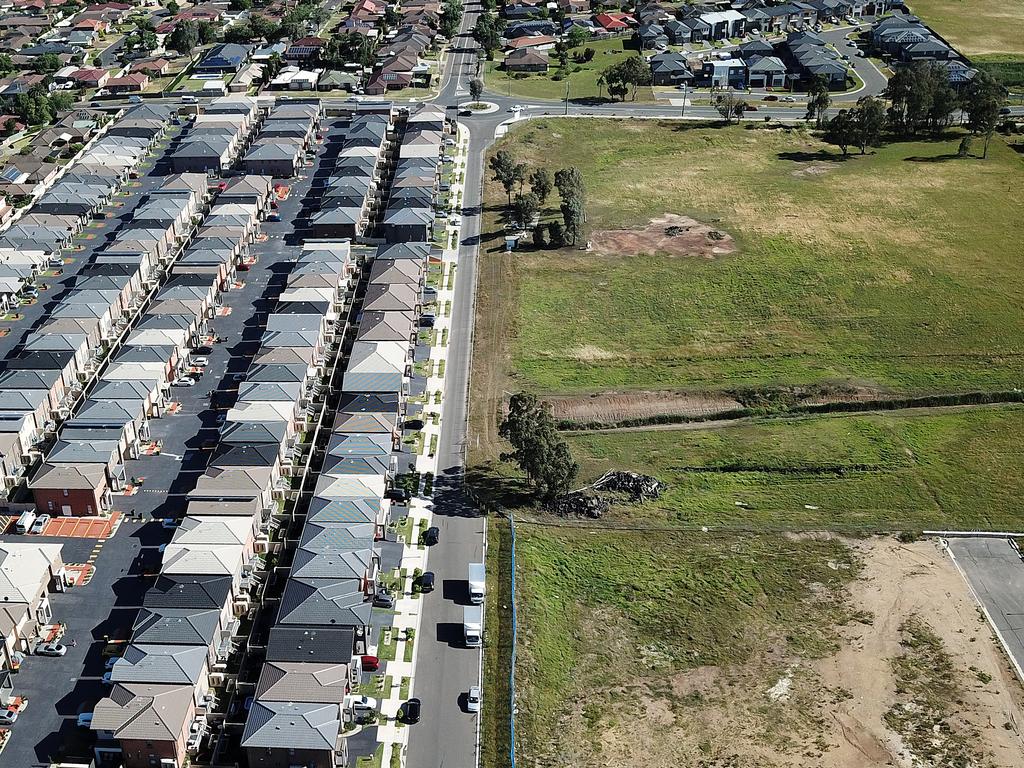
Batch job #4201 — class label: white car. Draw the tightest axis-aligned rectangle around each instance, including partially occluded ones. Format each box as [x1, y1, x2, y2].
[30, 514, 50, 534]
[0, 709, 17, 725]
[467, 686, 481, 713]
[171, 377, 196, 387]
[35, 642, 66, 657]
[781, 96, 797, 102]
[190, 356, 209, 367]
[76, 712, 93, 728]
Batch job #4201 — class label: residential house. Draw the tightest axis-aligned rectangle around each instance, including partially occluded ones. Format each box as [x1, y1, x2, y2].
[503, 47, 549, 72]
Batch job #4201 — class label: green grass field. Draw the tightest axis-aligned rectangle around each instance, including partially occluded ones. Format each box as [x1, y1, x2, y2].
[485, 120, 1024, 397]
[484, 37, 654, 102]
[907, 0, 1024, 56]
[515, 527, 856, 764]
[973, 52, 1024, 86]
[566, 405, 1024, 531]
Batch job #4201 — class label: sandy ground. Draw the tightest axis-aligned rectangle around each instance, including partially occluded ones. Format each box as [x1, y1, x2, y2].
[558, 538, 1024, 768]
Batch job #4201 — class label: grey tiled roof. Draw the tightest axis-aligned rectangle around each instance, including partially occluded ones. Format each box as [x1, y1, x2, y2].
[278, 577, 371, 627]
[266, 626, 354, 663]
[241, 700, 341, 750]
[132, 607, 220, 646]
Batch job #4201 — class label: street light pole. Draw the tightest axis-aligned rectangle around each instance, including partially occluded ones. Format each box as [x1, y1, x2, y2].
[564, 75, 570, 115]
[680, 82, 687, 119]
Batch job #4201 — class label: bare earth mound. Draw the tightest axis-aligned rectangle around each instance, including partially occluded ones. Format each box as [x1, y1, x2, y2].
[544, 390, 743, 423]
[590, 213, 737, 259]
[578, 538, 1024, 768]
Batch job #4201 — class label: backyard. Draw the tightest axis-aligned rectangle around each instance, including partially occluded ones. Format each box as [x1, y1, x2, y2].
[477, 120, 1024, 402]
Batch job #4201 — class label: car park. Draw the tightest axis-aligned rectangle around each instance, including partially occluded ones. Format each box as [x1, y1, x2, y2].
[30, 514, 50, 534]
[467, 686, 481, 713]
[35, 642, 66, 657]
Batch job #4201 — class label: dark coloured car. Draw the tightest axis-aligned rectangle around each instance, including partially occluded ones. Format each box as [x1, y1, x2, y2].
[361, 655, 380, 672]
[415, 571, 435, 593]
[372, 590, 396, 609]
[401, 698, 421, 724]
[422, 526, 439, 546]
[386, 488, 411, 504]
[404, 418, 424, 431]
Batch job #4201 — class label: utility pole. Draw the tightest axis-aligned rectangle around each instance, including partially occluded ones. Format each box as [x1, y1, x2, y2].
[564, 75, 570, 115]
[680, 81, 687, 119]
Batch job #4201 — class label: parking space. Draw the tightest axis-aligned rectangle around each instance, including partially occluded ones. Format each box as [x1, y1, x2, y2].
[42, 513, 122, 540]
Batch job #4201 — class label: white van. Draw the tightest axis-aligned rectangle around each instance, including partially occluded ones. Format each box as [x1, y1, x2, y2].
[15, 511, 36, 534]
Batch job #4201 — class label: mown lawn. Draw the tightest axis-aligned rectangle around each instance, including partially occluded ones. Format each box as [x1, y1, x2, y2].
[907, 0, 1024, 56]
[484, 37, 654, 102]
[973, 52, 1024, 87]
[566, 405, 1024, 530]
[514, 528, 856, 764]
[484, 120, 1024, 396]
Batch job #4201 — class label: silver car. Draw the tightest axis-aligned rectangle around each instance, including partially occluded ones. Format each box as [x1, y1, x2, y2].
[467, 686, 481, 713]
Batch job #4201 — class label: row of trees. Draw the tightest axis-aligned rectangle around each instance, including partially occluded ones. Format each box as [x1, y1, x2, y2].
[499, 392, 578, 503]
[439, 0, 463, 39]
[489, 151, 588, 246]
[167, 19, 219, 54]
[222, 3, 327, 46]
[819, 65, 1007, 158]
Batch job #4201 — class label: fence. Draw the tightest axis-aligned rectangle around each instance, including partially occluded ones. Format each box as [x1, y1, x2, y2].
[508, 512, 518, 768]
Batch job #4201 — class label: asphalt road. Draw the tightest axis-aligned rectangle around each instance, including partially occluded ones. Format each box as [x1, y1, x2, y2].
[405, 5, 491, 768]
[947, 537, 1024, 680]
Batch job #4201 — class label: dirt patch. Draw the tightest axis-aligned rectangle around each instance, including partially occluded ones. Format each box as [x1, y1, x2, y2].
[792, 162, 834, 178]
[590, 213, 737, 259]
[544, 390, 743, 424]
[566, 538, 1024, 768]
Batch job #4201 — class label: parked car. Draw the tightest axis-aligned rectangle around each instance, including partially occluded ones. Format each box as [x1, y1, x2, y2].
[171, 376, 196, 387]
[744, 104, 758, 111]
[190, 356, 209, 367]
[161, 518, 179, 529]
[404, 418, 424, 430]
[415, 571, 435, 593]
[763, 95, 779, 101]
[35, 642, 66, 657]
[76, 712, 93, 728]
[781, 96, 796, 102]
[467, 686, 482, 713]
[372, 590, 396, 609]
[361, 655, 380, 672]
[30, 514, 50, 534]
[0, 709, 17, 725]
[386, 488, 411, 504]
[400, 698, 421, 724]
[422, 526, 440, 546]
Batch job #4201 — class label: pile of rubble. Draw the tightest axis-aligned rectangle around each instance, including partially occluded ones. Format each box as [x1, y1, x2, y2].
[552, 471, 666, 518]
[592, 470, 667, 502]
[551, 492, 610, 519]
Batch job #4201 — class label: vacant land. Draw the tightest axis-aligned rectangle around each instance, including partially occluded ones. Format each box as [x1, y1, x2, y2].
[566, 405, 1024, 531]
[484, 38, 654, 102]
[514, 530, 1024, 767]
[478, 120, 1024, 405]
[908, 0, 1024, 56]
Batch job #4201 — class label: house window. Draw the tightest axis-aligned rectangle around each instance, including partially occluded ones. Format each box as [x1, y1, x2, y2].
[47, 501, 53, 511]
[62, 489, 69, 497]
[86, 505, 93, 515]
